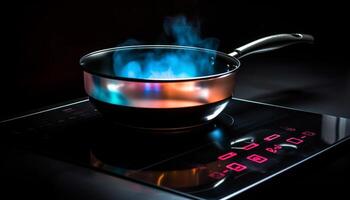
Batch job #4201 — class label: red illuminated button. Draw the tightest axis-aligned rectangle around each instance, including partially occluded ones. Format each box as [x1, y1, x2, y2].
[301, 131, 316, 136]
[226, 162, 247, 172]
[218, 152, 237, 161]
[266, 147, 277, 154]
[286, 137, 304, 145]
[264, 134, 281, 141]
[208, 171, 225, 179]
[242, 142, 259, 150]
[246, 154, 268, 163]
[265, 144, 282, 154]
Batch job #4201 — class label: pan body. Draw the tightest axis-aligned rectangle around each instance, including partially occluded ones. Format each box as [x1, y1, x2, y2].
[80, 45, 240, 129]
[89, 96, 233, 130]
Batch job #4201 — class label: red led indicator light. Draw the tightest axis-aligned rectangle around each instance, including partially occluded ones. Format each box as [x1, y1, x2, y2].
[226, 162, 247, 172]
[286, 137, 304, 145]
[265, 144, 282, 154]
[242, 142, 259, 150]
[264, 134, 281, 141]
[301, 131, 316, 136]
[218, 152, 237, 161]
[208, 171, 225, 179]
[247, 154, 268, 163]
[266, 147, 276, 154]
[282, 127, 296, 132]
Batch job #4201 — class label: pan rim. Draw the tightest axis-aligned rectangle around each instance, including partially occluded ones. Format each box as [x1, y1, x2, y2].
[80, 45, 240, 83]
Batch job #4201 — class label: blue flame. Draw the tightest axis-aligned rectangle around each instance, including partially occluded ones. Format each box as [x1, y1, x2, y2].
[113, 16, 219, 80]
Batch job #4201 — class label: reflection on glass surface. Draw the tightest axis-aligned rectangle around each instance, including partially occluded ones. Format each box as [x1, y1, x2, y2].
[2, 98, 349, 200]
[89, 149, 222, 191]
[87, 115, 350, 196]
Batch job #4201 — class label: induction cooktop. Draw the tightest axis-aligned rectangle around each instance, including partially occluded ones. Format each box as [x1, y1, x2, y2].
[1, 97, 349, 199]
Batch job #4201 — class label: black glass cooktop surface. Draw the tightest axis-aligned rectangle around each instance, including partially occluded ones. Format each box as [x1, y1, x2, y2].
[1, 98, 350, 200]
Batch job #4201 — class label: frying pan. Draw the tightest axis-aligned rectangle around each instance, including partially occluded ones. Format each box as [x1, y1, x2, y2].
[80, 33, 313, 130]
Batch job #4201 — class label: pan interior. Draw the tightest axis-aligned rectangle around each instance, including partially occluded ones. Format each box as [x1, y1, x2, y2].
[80, 46, 239, 81]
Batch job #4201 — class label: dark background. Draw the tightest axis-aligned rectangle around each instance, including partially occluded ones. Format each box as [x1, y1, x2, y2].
[1, 1, 349, 120]
[1, 1, 350, 199]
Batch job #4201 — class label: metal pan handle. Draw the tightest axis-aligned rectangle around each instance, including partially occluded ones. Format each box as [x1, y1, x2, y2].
[229, 33, 314, 59]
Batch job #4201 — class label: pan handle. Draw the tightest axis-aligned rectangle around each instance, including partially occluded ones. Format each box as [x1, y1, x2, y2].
[229, 33, 314, 59]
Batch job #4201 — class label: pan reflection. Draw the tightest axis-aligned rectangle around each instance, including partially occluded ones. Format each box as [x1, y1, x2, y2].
[88, 115, 236, 192]
[90, 150, 218, 190]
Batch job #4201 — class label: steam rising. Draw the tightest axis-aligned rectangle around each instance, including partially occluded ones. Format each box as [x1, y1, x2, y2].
[113, 16, 218, 80]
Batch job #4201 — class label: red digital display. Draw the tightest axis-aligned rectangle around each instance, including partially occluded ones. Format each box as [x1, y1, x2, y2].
[286, 137, 304, 145]
[246, 154, 268, 163]
[218, 152, 237, 161]
[265, 144, 282, 154]
[301, 131, 316, 136]
[264, 134, 281, 141]
[226, 162, 247, 172]
[208, 171, 225, 179]
[242, 143, 259, 150]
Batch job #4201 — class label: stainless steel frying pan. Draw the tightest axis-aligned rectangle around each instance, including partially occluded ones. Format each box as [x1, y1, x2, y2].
[80, 33, 313, 130]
